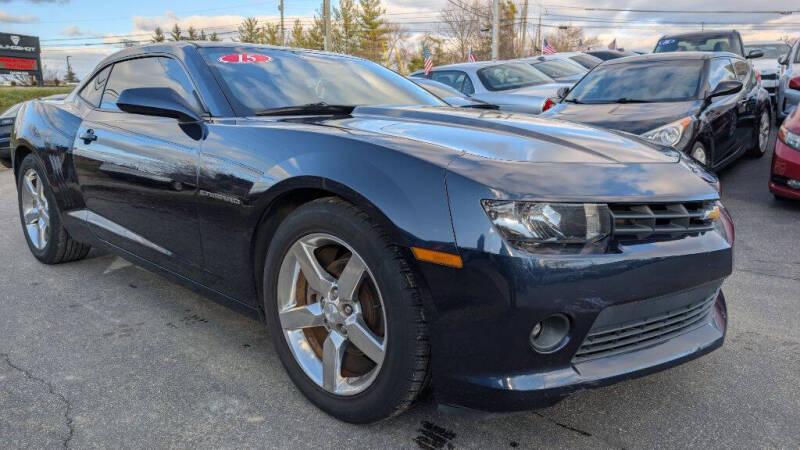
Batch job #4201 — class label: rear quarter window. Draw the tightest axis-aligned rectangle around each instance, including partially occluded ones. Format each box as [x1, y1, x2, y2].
[78, 65, 111, 108]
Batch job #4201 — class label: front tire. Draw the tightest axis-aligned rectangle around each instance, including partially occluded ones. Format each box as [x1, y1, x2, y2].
[262, 197, 429, 423]
[748, 108, 770, 158]
[17, 154, 91, 264]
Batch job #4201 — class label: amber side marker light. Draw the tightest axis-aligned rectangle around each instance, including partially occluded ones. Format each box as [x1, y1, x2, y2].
[411, 247, 463, 268]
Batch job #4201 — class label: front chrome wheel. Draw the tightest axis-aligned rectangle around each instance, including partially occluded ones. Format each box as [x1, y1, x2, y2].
[758, 110, 770, 154]
[276, 233, 387, 396]
[20, 169, 50, 250]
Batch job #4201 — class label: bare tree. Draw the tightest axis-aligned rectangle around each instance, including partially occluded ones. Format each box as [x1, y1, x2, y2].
[542, 26, 599, 53]
[440, 0, 482, 62]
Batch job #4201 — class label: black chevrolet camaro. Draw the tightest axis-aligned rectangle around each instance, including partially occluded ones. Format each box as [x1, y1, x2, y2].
[543, 52, 771, 171]
[11, 42, 733, 423]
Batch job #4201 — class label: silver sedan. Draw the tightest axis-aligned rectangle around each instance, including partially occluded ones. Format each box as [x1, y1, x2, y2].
[410, 61, 570, 114]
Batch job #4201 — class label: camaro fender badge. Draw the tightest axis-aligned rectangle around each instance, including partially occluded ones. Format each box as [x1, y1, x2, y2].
[199, 190, 242, 206]
[217, 53, 272, 64]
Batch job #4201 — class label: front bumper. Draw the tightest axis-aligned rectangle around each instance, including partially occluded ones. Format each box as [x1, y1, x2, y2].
[778, 86, 800, 120]
[0, 136, 10, 161]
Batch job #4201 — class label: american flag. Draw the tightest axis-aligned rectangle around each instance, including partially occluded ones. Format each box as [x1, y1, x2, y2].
[468, 46, 476, 63]
[424, 45, 433, 76]
[577, 38, 584, 52]
[608, 38, 617, 50]
[542, 39, 556, 55]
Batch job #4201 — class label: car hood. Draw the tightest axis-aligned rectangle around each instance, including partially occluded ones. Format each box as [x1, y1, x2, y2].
[241, 106, 719, 202]
[542, 101, 703, 135]
[338, 105, 679, 164]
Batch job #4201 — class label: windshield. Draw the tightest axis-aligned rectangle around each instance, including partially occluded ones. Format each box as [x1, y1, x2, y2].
[198, 47, 444, 114]
[476, 63, 553, 91]
[529, 59, 584, 79]
[654, 36, 739, 55]
[565, 60, 703, 103]
[744, 44, 790, 59]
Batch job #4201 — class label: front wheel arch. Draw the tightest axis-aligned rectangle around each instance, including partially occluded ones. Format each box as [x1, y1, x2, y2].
[249, 178, 415, 316]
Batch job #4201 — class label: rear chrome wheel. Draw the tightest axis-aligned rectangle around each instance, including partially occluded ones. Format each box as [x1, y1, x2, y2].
[20, 169, 50, 250]
[277, 233, 387, 396]
[749, 109, 770, 158]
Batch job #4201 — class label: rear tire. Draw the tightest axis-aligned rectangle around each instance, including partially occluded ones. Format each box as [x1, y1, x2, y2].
[748, 108, 770, 158]
[262, 197, 429, 423]
[17, 154, 91, 264]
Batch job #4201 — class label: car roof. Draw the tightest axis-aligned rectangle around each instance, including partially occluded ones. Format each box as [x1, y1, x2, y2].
[421, 60, 530, 71]
[744, 40, 790, 46]
[94, 41, 362, 68]
[602, 51, 739, 65]
[659, 30, 739, 39]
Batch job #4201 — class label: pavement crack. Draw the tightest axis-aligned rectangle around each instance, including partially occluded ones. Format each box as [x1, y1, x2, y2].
[533, 412, 624, 449]
[1, 353, 75, 449]
[735, 267, 800, 282]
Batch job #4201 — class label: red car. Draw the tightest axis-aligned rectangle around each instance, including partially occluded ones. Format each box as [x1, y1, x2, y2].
[771, 108, 800, 200]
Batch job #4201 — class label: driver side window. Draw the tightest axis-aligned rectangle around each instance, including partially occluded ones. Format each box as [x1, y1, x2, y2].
[100, 57, 202, 113]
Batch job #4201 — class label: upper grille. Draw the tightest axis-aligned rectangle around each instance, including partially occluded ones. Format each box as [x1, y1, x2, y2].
[610, 201, 715, 241]
[761, 73, 778, 80]
[572, 293, 717, 363]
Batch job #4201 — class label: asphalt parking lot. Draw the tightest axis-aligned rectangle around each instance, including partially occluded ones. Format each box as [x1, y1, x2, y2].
[1, 128, 799, 449]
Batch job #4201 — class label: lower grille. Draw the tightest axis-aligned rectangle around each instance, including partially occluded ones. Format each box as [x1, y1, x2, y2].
[610, 201, 716, 241]
[573, 292, 717, 363]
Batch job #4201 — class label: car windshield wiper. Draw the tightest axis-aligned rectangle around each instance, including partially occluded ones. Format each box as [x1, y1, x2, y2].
[562, 98, 582, 104]
[610, 97, 650, 104]
[254, 102, 356, 116]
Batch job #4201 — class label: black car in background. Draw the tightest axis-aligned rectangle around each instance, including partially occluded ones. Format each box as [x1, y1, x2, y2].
[11, 42, 733, 423]
[543, 52, 771, 170]
[1, 94, 68, 167]
[586, 49, 636, 61]
[0, 102, 22, 166]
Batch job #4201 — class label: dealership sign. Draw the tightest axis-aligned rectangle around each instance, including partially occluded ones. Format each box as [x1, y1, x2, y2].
[0, 33, 42, 84]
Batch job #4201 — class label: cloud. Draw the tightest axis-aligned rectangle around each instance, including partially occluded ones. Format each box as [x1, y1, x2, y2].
[0, 10, 36, 23]
[60, 25, 90, 36]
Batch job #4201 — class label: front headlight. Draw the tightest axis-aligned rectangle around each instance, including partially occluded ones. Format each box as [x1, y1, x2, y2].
[778, 125, 800, 150]
[640, 117, 693, 148]
[482, 200, 611, 253]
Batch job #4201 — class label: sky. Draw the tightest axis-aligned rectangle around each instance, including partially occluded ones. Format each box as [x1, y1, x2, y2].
[0, 0, 798, 79]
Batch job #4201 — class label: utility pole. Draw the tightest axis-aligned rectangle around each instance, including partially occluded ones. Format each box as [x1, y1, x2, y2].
[536, 9, 542, 55]
[279, 0, 285, 45]
[323, 0, 331, 51]
[491, 0, 499, 60]
[519, 0, 529, 57]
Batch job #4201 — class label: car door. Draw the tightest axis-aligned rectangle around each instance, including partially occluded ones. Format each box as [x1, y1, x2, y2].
[732, 57, 758, 148]
[72, 56, 207, 278]
[704, 58, 739, 164]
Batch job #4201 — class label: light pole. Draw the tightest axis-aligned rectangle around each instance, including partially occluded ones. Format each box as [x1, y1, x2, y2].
[491, 0, 499, 60]
[65, 56, 73, 83]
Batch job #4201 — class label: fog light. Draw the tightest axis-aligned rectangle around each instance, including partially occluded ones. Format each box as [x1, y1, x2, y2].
[529, 314, 571, 353]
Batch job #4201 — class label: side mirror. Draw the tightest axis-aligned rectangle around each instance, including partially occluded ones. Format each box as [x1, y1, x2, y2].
[116, 87, 201, 123]
[556, 86, 569, 99]
[746, 49, 763, 59]
[708, 80, 743, 99]
[778, 54, 789, 65]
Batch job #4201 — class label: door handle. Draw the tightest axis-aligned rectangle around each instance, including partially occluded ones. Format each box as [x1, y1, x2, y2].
[79, 129, 97, 144]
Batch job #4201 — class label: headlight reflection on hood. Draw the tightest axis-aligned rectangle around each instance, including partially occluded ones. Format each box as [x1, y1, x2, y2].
[482, 200, 611, 254]
[640, 117, 693, 148]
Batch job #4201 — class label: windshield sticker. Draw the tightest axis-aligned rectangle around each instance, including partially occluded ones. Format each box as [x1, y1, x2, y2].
[217, 53, 272, 64]
[658, 39, 675, 46]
